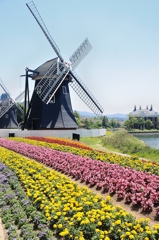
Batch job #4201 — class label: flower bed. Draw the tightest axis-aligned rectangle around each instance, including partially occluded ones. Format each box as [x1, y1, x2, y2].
[1, 147, 159, 239]
[10, 137, 159, 176]
[0, 162, 56, 240]
[26, 136, 93, 151]
[1, 138, 159, 215]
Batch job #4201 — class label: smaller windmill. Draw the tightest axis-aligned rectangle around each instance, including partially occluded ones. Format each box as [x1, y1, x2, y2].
[22, 1, 104, 130]
[0, 79, 24, 128]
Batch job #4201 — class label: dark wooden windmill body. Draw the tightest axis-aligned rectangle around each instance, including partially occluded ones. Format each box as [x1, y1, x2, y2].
[0, 96, 18, 129]
[0, 81, 24, 129]
[26, 59, 77, 130]
[23, 1, 104, 130]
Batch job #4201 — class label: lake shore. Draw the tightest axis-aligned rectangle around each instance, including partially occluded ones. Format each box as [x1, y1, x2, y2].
[129, 131, 159, 136]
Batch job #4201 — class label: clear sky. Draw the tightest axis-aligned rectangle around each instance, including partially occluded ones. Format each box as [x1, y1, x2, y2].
[0, 0, 159, 115]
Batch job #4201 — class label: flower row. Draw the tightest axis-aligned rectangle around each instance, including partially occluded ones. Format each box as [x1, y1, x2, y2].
[10, 137, 159, 176]
[1, 138, 159, 215]
[26, 136, 92, 151]
[0, 162, 55, 240]
[0, 146, 158, 239]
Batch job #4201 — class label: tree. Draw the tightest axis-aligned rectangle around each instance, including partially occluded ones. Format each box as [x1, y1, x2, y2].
[145, 119, 153, 130]
[93, 120, 102, 128]
[116, 121, 121, 128]
[102, 116, 109, 128]
[109, 119, 117, 128]
[124, 120, 132, 130]
[129, 115, 138, 129]
[74, 111, 80, 119]
[84, 118, 91, 129]
[16, 103, 24, 124]
[137, 118, 145, 130]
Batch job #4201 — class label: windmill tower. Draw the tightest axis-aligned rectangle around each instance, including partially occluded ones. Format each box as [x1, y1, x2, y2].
[0, 79, 24, 129]
[23, 1, 104, 130]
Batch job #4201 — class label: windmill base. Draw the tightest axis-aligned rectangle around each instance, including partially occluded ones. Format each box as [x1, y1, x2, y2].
[0, 128, 106, 138]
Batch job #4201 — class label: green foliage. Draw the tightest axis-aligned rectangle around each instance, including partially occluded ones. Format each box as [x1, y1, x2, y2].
[73, 111, 82, 127]
[137, 117, 145, 127]
[102, 116, 108, 128]
[145, 119, 153, 130]
[101, 130, 159, 162]
[84, 118, 92, 129]
[73, 112, 121, 129]
[16, 103, 24, 124]
[124, 119, 131, 130]
[101, 130, 145, 154]
[74, 110, 80, 119]
[124, 115, 156, 130]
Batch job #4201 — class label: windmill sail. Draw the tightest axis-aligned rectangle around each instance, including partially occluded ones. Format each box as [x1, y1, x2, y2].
[70, 71, 104, 117]
[0, 99, 15, 118]
[26, 1, 63, 62]
[26, 1, 104, 119]
[69, 38, 92, 70]
[0, 81, 24, 118]
[0, 80, 24, 128]
[35, 61, 70, 104]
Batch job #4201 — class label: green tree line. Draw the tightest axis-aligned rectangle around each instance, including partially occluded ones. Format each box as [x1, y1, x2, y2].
[124, 115, 159, 130]
[74, 111, 121, 129]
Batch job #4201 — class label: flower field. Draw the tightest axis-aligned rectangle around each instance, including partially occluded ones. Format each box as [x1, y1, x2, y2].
[0, 137, 159, 239]
[10, 137, 159, 175]
[26, 136, 93, 151]
[0, 162, 55, 240]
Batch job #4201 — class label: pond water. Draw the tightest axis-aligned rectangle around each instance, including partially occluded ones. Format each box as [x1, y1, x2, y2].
[135, 135, 159, 149]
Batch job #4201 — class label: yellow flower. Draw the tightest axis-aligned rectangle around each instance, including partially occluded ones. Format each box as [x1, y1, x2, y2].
[53, 224, 57, 228]
[106, 195, 111, 201]
[115, 219, 121, 225]
[98, 221, 102, 226]
[129, 235, 134, 239]
[58, 224, 63, 229]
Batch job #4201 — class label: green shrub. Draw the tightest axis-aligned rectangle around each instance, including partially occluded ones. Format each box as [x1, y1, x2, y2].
[101, 130, 159, 162]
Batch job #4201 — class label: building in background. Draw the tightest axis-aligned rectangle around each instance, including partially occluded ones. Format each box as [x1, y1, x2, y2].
[129, 105, 158, 129]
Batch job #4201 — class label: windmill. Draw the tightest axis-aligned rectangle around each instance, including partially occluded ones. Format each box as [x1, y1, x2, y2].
[0, 79, 24, 129]
[23, 1, 104, 130]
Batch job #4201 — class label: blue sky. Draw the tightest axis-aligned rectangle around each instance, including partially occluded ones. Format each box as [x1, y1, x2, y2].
[0, 0, 159, 115]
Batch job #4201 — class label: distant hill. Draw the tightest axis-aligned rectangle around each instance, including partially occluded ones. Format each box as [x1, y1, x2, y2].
[76, 111, 96, 117]
[106, 113, 128, 120]
[76, 111, 128, 120]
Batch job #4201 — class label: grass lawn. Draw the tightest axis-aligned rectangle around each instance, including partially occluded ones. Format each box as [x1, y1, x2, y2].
[81, 131, 159, 163]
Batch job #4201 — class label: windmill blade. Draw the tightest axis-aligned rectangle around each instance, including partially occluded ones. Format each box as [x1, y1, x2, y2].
[14, 92, 25, 115]
[69, 38, 92, 70]
[0, 79, 11, 98]
[15, 90, 25, 102]
[69, 70, 104, 117]
[0, 99, 23, 119]
[35, 61, 70, 104]
[26, 1, 64, 62]
[0, 98, 15, 118]
[0, 79, 24, 117]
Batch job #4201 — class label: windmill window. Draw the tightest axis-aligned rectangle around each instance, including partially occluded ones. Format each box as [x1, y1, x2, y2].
[63, 86, 67, 94]
[37, 86, 42, 94]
